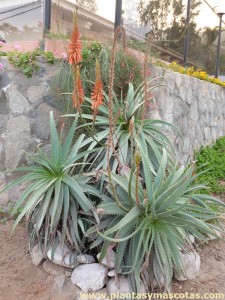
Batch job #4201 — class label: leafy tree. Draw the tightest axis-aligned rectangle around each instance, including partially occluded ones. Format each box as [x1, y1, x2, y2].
[0, 22, 20, 36]
[202, 27, 218, 73]
[137, 0, 201, 47]
[220, 53, 225, 75]
[77, 0, 98, 13]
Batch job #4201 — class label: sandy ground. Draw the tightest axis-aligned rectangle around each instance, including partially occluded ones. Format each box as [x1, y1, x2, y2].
[1, 221, 225, 300]
[0, 221, 53, 300]
[172, 237, 225, 295]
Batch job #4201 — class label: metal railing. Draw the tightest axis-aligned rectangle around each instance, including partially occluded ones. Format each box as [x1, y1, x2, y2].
[0, 0, 224, 77]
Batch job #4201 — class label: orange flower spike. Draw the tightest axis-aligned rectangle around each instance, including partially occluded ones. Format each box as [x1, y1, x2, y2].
[68, 13, 82, 65]
[91, 59, 104, 110]
[72, 66, 84, 109]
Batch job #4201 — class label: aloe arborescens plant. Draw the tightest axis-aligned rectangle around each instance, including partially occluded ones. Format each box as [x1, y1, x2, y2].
[92, 150, 224, 292]
[1, 112, 101, 251]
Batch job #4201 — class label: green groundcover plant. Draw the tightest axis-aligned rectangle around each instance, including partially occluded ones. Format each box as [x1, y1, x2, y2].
[7, 48, 54, 77]
[195, 136, 225, 195]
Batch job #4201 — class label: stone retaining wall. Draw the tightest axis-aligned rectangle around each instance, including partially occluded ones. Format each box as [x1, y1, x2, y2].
[148, 66, 225, 163]
[0, 57, 61, 209]
[0, 57, 225, 208]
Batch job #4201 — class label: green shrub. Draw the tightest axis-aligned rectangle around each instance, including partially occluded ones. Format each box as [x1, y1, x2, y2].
[51, 42, 144, 113]
[7, 48, 54, 77]
[195, 136, 225, 194]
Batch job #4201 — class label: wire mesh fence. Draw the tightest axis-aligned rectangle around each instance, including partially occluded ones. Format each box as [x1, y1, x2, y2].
[0, 0, 43, 42]
[0, 0, 224, 77]
[122, 0, 225, 76]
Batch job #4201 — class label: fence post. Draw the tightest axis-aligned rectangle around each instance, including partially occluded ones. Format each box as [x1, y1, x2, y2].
[114, 0, 122, 31]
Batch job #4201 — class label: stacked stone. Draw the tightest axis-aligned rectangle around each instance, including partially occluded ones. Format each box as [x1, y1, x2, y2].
[0, 56, 60, 210]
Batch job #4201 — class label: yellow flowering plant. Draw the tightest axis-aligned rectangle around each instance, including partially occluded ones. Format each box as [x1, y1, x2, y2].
[159, 61, 225, 88]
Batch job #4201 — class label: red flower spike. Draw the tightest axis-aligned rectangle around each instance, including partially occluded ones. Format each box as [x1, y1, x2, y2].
[91, 60, 104, 110]
[68, 14, 82, 65]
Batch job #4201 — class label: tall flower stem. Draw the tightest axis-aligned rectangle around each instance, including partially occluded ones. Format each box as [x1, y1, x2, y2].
[141, 35, 152, 124]
[107, 26, 128, 212]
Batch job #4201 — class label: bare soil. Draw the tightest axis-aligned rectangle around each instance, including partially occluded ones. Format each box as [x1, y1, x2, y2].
[0, 221, 53, 300]
[1, 221, 225, 299]
[172, 237, 225, 295]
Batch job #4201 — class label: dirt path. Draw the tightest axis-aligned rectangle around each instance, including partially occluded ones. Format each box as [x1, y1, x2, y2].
[173, 238, 225, 295]
[1, 221, 225, 300]
[0, 221, 53, 300]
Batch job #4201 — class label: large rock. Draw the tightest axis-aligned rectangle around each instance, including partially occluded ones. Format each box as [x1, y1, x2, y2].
[174, 251, 201, 281]
[47, 245, 78, 269]
[27, 83, 49, 105]
[30, 244, 45, 266]
[35, 103, 60, 140]
[7, 83, 30, 114]
[108, 269, 116, 277]
[0, 172, 9, 206]
[0, 89, 9, 114]
[107, 276, 146, 296]
[43, 260, 70, 276]
[97, 250, 116, 269]
[107, 276, 132, 295]
[0, 114, 8, 132]
[5, 116, 31, 169]
[71, 263, 107, 292]
[8, 184, 20, 203]
[0, 139, 5, 169]
[77, 254, 95, 264]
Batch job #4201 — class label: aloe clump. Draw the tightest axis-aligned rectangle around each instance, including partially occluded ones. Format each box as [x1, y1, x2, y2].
[67, 83, 180, 176]
[1, 112, 101, 251]
[89, 150, 224, 292]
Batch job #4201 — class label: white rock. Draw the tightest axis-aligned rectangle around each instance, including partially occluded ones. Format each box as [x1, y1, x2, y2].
[47, 245, 77, 268]
[30, 244, 45, 266]
[207, 230, 222, 241]
[189, 234, 195, 244]
[97, 250, 116, 269]
[107, 276, 146, 295]
[108, 269, 116, 277]
[71, 263, 107, 292]
[107, 276, 132, 294]
[174, 251, 200, 281]
[77, 254, 95, 264]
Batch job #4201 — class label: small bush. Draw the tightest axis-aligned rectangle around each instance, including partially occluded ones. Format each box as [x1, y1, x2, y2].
[195, 136, 225, 194]
[165, 61, 225, 88]
[51, 42, 144, 114]
[7, 48, 54, 77]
